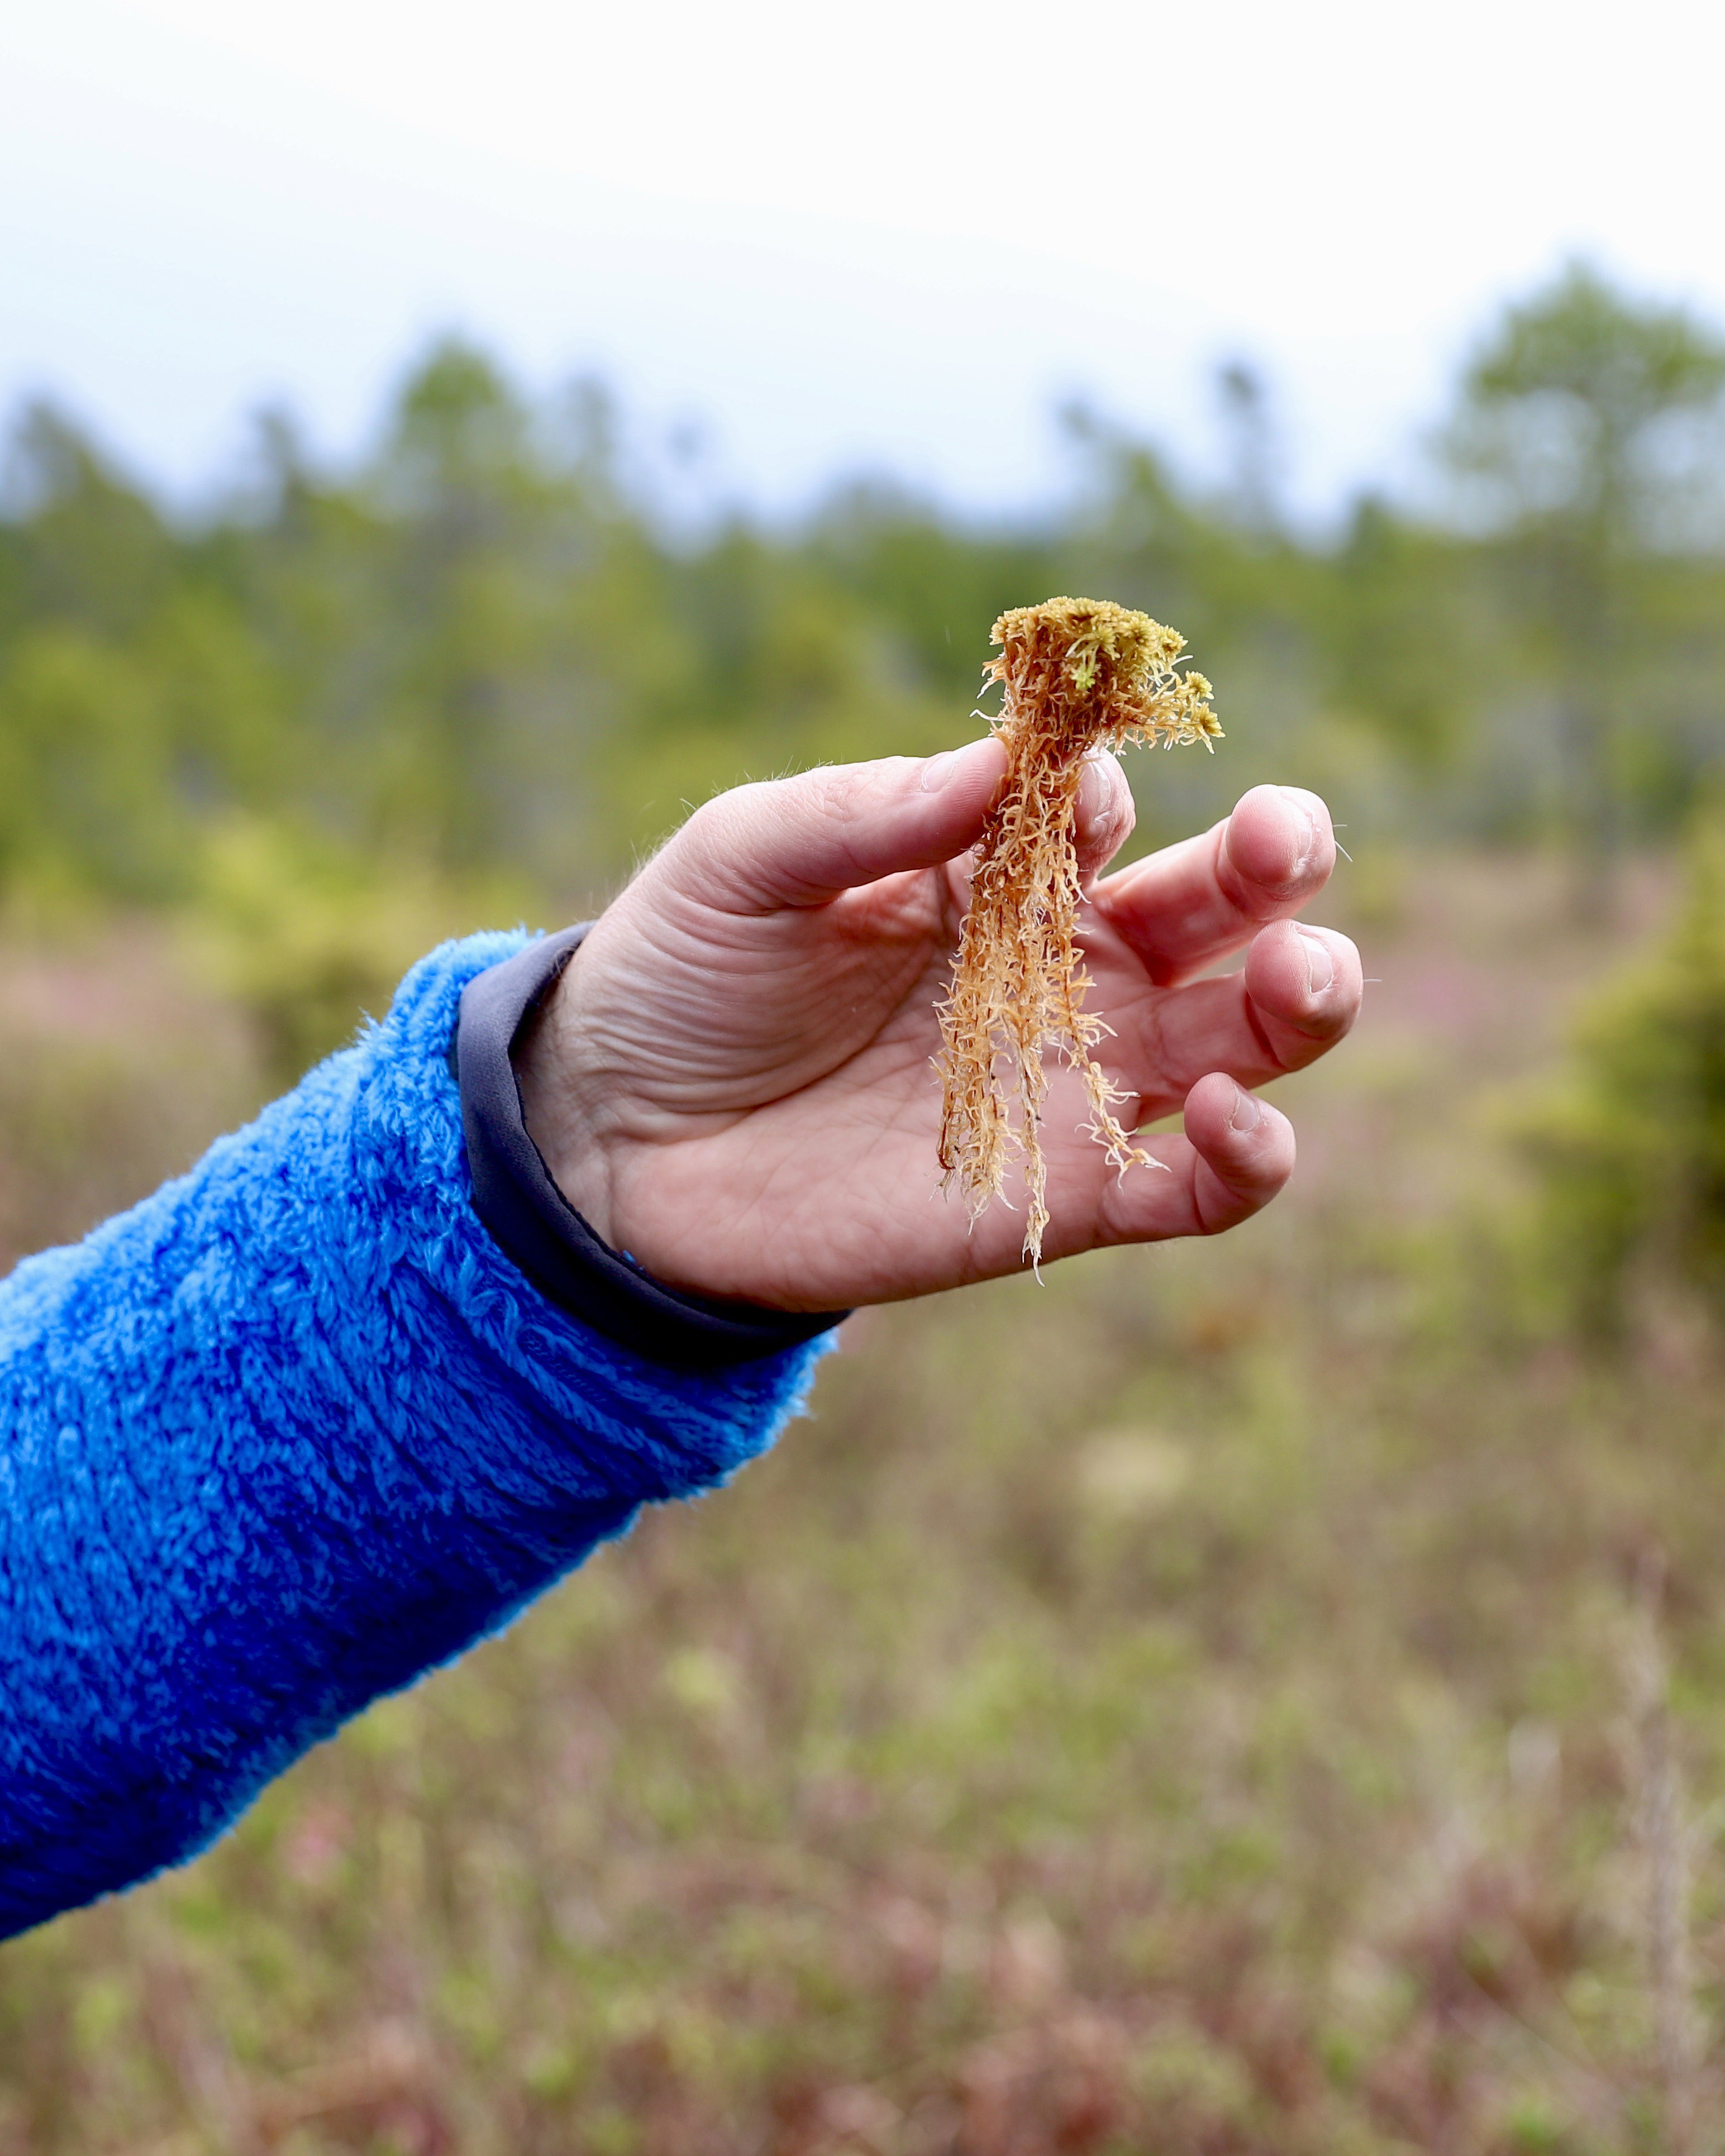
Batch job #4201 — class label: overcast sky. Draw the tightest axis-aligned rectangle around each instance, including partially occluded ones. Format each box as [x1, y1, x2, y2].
[4, 0, 1722, 521]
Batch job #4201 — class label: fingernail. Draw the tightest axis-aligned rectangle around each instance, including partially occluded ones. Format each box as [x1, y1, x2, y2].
[1297, 929, 1333, 995]
[1279, 787, 1318, 878]
[1228, 1084, 1261, 1133]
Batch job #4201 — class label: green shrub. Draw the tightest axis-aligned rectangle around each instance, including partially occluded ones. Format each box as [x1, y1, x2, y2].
[1521, 814, 1725, 1332]
[185, 816, 528, 1088]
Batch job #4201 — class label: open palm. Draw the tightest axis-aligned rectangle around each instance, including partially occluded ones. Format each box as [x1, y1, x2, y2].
[517, 737, 1361, 1311]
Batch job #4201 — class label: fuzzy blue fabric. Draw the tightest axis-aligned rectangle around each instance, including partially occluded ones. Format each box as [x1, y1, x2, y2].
[0, 932, 832, 1942]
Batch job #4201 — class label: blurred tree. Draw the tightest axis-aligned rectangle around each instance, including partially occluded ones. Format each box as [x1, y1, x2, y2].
[1055, 401, 1332, 842]
[369, 338, 549, 869]
[0, 403, 172, 639]
[1521, 806, 1725, 1336]
[0, 632, 180, 903]
[0, 272, 1721, 934]
[1442, 262, 1725, 916]
[186, 814, 523, 1086]
[1215, 359, 1280, 539]
[1320, 496, 1482, 777]
[806, 480, 1054, 704]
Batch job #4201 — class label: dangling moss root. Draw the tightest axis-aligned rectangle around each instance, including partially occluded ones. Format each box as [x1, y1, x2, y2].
[935, 596, 1222, 1267]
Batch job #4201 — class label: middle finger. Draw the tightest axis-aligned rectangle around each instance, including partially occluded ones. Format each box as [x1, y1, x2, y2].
[1089, 783, 1335, 987]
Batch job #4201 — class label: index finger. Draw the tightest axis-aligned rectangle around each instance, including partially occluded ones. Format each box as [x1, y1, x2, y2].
[1088, 785, 1335, 987]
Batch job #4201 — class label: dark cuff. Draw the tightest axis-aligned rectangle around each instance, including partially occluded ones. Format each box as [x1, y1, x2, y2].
[454, 929, 849, 1372]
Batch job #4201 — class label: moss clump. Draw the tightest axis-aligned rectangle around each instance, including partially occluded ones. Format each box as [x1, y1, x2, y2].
[936, 596, 1221, 1266]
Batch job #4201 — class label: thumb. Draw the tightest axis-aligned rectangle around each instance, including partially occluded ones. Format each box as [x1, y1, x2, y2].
[666, 737, 1007, 911]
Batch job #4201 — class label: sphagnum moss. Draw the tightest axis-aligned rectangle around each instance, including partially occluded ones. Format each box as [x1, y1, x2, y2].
[937, 597, 1221, 1267]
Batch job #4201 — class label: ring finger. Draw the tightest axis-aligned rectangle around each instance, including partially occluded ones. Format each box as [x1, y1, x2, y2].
[1099, 918, 1363, 1118]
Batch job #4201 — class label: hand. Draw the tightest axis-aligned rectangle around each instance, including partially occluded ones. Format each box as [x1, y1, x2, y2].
[515, 740, 1361, 1310]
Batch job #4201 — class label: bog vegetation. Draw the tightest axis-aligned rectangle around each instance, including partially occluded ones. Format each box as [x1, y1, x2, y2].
[5, 262, 1725, 2152]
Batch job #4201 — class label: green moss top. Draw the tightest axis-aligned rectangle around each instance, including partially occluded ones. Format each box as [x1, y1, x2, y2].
[987, 596, 1220, 748]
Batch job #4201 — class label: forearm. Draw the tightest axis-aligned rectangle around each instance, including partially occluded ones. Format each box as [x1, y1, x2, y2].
[0, 931, 832, 1941]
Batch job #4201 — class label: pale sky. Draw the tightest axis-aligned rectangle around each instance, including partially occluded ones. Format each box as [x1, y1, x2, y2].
[4, 0, 1722, 520]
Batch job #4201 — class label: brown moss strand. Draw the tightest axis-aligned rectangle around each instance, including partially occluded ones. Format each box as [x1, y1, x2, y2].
[935, 596, 1221, 1266]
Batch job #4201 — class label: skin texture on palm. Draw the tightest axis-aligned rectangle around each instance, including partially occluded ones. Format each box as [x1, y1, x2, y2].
[515, 738, 1361, 1312]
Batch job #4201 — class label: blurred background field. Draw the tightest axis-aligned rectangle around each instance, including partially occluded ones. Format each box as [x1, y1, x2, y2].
[15, 0, 1725, 2115]
[4, 241, 1725, 2155]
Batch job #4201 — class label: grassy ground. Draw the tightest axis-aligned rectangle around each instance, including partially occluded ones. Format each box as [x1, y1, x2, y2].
[4, 852, 1724, 2155]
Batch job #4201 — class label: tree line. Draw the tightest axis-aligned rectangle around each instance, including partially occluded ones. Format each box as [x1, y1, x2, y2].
[1, 261, 1722, 926]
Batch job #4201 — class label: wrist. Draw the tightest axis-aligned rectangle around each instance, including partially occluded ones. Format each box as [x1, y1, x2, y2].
[459, 930, 845, 1363]
[512, 969, 622, 1247]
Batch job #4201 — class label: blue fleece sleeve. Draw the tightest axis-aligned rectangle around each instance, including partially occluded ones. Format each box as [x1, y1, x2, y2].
[0, 931, 832, 1941]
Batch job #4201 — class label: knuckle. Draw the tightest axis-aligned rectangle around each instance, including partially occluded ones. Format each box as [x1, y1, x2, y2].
[804, 764, 863, 826]
[799, 767, 868, 866]
[678, 787, 752, 860]
[668, 783, 779, 897]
